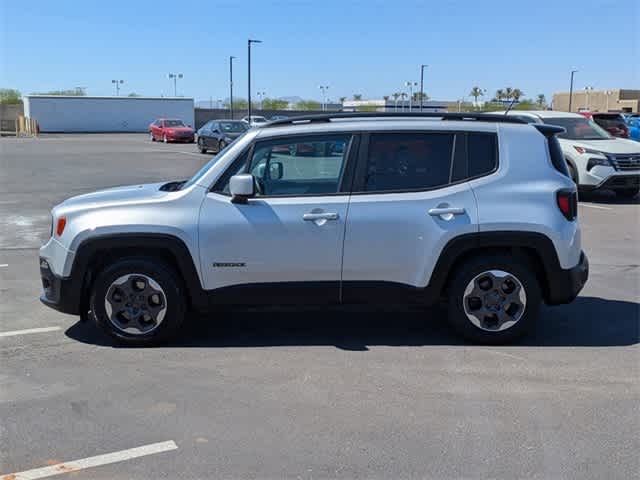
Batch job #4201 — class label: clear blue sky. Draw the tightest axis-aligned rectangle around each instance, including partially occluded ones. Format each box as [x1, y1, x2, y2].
[1, 0, 637, 102]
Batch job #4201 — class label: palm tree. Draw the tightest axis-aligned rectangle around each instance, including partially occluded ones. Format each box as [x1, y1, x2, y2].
[536, 94, 546, 108]
[495, 89, 505, 101]
[412, 91, 428, 103]
[383, 95, 389, 102]
[469, 86, 484, 108]
[504, 87, 514, 99]
[511, 88, 524, 100]
[339, 96, 346, 104]
[392, 92, 400, 111]
[353, 94, 362, 101]
[400, 92, 408, 112]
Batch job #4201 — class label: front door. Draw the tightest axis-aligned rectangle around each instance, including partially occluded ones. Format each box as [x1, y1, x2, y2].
[198, 133, 355, 304]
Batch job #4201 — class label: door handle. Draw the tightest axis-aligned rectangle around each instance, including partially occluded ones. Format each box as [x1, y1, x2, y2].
[428, 207, 466, 216]
[303, 212, 339, 221]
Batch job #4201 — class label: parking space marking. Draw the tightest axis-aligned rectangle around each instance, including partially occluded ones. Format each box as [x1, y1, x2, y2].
[0, 326, 61, 338]
[2, 440, 178, 480]
[578, 203, 612, 210]
[0, 264, 8, 267]
[176, 150, 205, 157]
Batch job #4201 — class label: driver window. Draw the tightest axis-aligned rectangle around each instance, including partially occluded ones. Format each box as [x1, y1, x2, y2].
[248, 135, 350, 196]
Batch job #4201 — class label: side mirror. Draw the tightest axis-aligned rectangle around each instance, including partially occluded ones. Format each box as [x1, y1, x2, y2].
[229, 174, 255, 204]
[269, 161, 283, 180]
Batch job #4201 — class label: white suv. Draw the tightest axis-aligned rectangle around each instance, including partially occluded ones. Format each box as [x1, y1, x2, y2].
[39, 113, 588, 345]
[503, 110, 640, 198]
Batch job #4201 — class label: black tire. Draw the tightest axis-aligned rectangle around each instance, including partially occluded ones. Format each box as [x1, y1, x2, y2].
[198, 137, 207, 154]
[218, 140, 226, 152]
[446, 253, 541, 344]
[615, 188, 639, 199]
[150, 132, 155, 142]
[89, 258, 186, 346]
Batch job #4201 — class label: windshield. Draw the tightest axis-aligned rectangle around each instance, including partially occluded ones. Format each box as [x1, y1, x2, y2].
[543, 117, 611, 140]
[180, 132, 250, 189]
[220, 122, 248, 133]
[165, 119, 185, 127]
[252, 116, 267, 123]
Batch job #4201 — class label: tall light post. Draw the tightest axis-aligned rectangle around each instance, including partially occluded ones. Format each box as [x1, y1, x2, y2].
[568, 69, 578, 112]
[318, 85, 329, 111]
[111, 79, 124, 96]
[400, 92, 408, 112]
[584, 86, 593, 110]
[168, 73, 183, 96]
[256, 91, 266, 110]
[247, 39, 262, 121]
[419, 64, 428, 111]
[229, 56, 236, 119]
[405, 81, 417, 111]
[604, 90, 612, 111]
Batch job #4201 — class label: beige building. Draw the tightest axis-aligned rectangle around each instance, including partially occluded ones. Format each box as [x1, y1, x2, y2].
[553, 89, 639, 113]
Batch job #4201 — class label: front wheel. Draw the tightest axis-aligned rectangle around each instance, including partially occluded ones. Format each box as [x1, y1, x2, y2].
[149, 132, 155, 142]
[89, 258, 186, 346]
[446, 254, 541, 344]
[218, 140, 226, 152]
[163, 134, 168, 143]
[615, 187, 639, 199]
[198, 137, 207, 154]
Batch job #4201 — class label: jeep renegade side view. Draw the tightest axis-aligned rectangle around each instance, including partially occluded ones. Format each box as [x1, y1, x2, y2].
[39, 113, 589, 345]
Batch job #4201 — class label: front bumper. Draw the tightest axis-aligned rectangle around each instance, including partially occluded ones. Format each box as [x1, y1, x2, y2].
[546, 251, 589, 305]
[39, 258, 81, 315]
[595, 174, 639, 191]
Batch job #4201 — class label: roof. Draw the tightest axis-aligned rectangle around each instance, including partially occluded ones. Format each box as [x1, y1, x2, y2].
[24, 95, 194, 101]
[507, 110, 583, 119]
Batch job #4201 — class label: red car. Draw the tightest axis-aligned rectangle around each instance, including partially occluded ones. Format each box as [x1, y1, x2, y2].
[149, 118, 195, 143]
[579, 112, 629, 138]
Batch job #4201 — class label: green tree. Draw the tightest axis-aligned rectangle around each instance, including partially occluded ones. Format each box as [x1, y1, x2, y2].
[32, 88, 86, 96]
[504, 87, 514, 99]
[262, 98, 288, 110]
[511, 88, 524, 100]
[296, 100, 321, 110]
[339, 96, 346, 104]
[412, 91, 429, 103]
[495, 89, 505, 101]
[469, 86, 484, 107]
[224, 98, 248, 110]
[536, 94, 546, 107]
[352, 94, 362, 101]
[0, 88, 22, 104]
[127, 92, 141, 97]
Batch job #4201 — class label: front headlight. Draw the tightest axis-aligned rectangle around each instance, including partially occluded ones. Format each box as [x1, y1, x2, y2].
[586, 157, 612, 171]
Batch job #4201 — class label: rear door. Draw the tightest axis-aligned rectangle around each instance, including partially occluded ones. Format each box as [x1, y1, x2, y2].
[341, 130, 482, 301]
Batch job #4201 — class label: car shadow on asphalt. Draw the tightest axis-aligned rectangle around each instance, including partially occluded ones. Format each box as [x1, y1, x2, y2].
[65, 296, 639, 349]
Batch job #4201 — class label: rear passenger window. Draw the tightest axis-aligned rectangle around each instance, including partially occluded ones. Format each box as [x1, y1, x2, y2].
[363, 133, 454, 192]
[468, 133, 497, 177]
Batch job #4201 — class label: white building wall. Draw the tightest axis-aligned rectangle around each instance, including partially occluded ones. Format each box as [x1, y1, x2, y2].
[23, 96, 195, 132]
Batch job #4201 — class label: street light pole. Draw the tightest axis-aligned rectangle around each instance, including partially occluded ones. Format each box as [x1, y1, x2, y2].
[568, 69, 578, 112]
[168, 73, 183, 96]
[229, 56, 235, 119]
[419, 64, 428, 111]
[319, 85, 329, 111]
[405, 81, 417, 111]
[247, 39, 262, 121]
[111, 79, 123, 96]
[584, 86, 593, 110]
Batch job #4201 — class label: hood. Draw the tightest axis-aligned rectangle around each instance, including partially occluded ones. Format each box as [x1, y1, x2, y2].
[166, 126, 194, 133]
[54, 182, 170, 215]
[221, 131, 244, 140]
[559, 137, 640, 155]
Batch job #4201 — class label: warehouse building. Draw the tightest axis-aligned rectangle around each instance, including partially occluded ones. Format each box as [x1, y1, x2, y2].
[23, 95, 195, 132]
[553, 89, 639, 113]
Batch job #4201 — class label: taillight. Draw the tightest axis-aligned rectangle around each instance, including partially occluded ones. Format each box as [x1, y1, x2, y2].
[557, 189, 577, 221]
[56, 216, 66, 236]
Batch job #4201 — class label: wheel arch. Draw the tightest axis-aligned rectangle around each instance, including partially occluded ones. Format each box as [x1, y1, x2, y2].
[427, 231, 562, 304]
[71, 233, 208, 314]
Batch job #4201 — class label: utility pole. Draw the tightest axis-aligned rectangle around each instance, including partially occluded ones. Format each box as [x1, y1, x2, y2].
[568, 70, 578, 112]
[168, 73, 183, 96]
[319, 85, 329, 111]
[111, 79, 124, 96]
[247, 39, 262, 121]
[419, 64, 428, 111]
[229, 56, 235, 119]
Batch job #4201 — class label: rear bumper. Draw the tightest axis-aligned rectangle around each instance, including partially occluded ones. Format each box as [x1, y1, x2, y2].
[39, 258, 81, 315]
[546, 251, 589, 305]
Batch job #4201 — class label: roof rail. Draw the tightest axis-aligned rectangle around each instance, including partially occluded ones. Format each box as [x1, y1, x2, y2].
[263, 112, 528, 128]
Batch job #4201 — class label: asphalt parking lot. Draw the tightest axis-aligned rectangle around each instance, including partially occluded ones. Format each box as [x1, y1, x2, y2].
[1, 134, 638, 479]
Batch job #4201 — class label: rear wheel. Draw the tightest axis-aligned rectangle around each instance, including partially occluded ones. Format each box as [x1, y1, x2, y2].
[198, 137, 207, 154]
[89, 258, 186, 346]
[446, 254, 541, 344]
[615, 187, 639, 199]
[218, 140, 226, 152]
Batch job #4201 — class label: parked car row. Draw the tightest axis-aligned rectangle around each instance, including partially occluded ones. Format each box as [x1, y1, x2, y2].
[502, 110, 640, 198]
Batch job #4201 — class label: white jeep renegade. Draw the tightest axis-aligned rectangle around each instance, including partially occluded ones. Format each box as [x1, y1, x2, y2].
[39, 113, 589, 345]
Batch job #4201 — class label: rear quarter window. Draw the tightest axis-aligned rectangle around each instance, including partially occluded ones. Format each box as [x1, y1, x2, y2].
[467, 133, 497, 178]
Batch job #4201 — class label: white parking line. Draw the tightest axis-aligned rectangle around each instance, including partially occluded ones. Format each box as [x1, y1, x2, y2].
[0, 264, 8, 267]
[176, 150, 205, 157]
[2, 440, 178, 479]
[0, 326, 62, 338]
[578, 203, 612, 210]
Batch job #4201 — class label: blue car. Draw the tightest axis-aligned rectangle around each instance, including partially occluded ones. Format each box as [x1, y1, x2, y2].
[624, 115, 640, 141]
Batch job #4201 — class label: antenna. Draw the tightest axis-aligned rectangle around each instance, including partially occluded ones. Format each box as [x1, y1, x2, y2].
[504, 97, 517, 115]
